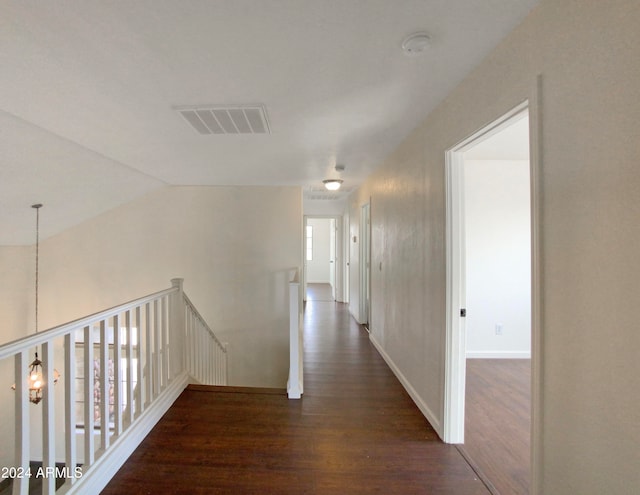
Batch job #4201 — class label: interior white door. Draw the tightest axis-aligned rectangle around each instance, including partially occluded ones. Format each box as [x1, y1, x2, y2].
[360, 203, 371, 326]
[329, 218, 336, 300]
[303, 216, 308, 301]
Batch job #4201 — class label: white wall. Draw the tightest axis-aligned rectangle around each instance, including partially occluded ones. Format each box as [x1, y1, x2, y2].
[464, 159, 531, 358]
[348, 1, 640, 493]
[303, 197, 346, 216]
[1, 186, 302, 389]
[306, 218, 331, 283]
[0, 246, 32, 342]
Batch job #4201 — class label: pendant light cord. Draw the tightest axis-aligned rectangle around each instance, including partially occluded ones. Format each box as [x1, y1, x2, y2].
[32, 204, 42, 348]
[35, 206, 39, 334]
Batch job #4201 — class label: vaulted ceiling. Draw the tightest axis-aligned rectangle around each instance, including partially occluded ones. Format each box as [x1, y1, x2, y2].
[1, 0, 538, 245]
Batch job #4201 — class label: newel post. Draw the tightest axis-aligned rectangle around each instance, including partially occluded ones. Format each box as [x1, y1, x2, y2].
[170, 278, 186, 378]
[287, 269, 303, 399]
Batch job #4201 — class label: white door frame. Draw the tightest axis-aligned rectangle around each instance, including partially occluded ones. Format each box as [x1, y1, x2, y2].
[359, 203, 371, 326]
[303, 215, 344, 302]
[445, 100, 530, 442]
[329, 218, 336, 300]
[444, 90, 542, 468]
[343, 212, 350, 305]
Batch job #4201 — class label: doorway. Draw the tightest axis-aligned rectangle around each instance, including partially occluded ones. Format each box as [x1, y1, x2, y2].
[303, 216, 343, 303]
[444, 102, 536, 494]
[359, 203, 371, 328]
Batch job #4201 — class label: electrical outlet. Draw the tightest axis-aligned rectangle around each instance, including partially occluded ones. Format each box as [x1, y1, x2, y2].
[495, 324, 503, 336]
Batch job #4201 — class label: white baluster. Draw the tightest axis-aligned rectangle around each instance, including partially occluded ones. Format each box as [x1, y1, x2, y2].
[113, 314, 122, 436]
[41, 340, 56, 495]
[64, 332, 77, 487]
[13, 351, 29, 495]
[161, 296, 168, 388]
[185, 308, 191, 378]
[84, 325, 95, 466]
[126, 310, 134, 426]
[145, 302, 152, 405]
[135, 306, 143, 417]
[153, 300, 161, 397]
[100, 320, 109, 452]
[210, 340, 214, 385]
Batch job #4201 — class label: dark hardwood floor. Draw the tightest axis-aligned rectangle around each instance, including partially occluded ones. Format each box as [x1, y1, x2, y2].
[462, 359, 531, 495]
[102, 300, 488, 494]
[306, 282, 334, 302]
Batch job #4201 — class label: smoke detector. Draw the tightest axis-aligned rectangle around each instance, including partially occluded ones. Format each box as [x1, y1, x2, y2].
[402, 32, 431, 56]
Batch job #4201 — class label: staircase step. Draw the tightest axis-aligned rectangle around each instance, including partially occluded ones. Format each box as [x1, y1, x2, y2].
[186, 384, 287, 396]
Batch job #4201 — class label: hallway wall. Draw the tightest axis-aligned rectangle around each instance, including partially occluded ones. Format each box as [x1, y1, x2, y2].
[348, 1, 640, 493]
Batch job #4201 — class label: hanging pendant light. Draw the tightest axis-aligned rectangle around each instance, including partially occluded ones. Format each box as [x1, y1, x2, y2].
[11, 204, 60, 404]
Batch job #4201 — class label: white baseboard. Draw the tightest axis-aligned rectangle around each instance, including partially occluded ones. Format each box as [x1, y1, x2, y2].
[369, 334, 444, 439]
[466, 351, 531, 359]
[61, 372, 189, 495]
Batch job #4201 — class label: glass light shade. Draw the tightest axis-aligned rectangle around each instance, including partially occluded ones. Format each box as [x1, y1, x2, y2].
[323, 179, 343, 191]
[11, 353, 61, 404]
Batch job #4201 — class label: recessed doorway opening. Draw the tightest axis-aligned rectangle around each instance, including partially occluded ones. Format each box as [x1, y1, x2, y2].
[445, 101, 537, 494]
[303, 215, 344, 303]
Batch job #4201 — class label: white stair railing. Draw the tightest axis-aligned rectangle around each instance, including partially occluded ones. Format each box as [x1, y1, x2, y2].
[287, 267, 303, 399]
[184, 293, 228, 386]
[0, 278, 226, 495]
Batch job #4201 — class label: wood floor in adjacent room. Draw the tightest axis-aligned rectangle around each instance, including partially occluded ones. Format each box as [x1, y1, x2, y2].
[462, 359, 531, 495]
[102, 296, 489, 494]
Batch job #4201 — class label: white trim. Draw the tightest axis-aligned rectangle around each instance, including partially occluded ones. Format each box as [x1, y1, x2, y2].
[466, 351, 531, 359]
[443, 82, 543, 492]
[369, 333, 443, 438]
[444, 99, 531, 445]
[302, 216, 308, 301]
[287, 268, 303, 399]
[60, 372, 189, 495]
[359, 203, 371, 325]
[444, 147, 467, 443]
[529, 74, 544, 495]
[303, 214, 345, 302]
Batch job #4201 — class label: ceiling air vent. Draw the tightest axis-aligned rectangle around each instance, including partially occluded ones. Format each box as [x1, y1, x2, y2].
[304, 186, 353, 201]
[307, 194, 342, 201]
[176, 104, 271, 135]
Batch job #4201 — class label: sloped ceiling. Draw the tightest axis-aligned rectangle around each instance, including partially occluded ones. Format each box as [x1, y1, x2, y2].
[0, 0, 538, 245]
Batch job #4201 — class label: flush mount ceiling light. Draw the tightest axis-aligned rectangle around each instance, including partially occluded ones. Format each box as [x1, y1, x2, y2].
[402, 32, 431, 56]
[323, 179, 343, 191]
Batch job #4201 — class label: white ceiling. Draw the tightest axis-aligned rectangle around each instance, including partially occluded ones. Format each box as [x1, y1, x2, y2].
[0, 0, 538, 245]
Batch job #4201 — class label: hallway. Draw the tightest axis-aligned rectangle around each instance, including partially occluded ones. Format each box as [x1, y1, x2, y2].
[102, 299, 488, 494]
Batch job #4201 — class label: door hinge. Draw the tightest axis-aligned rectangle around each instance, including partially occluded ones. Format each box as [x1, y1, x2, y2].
[460, 308, 466, 317]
